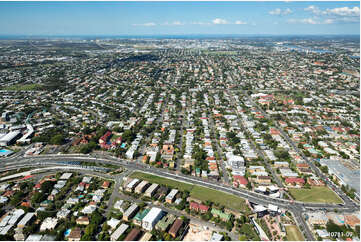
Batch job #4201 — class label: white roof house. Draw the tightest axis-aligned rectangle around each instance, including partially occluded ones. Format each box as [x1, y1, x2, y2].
[59, 173, 73, 180]
[142, 207, 163, 231]
[107, 218, 121, 230]
[111, 223, 129, 241]
[17, 213, 35, 228]
[40, 217, 58, 231]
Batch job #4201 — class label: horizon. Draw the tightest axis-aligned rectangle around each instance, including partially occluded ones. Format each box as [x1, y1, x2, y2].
[0, 1, 359, 36]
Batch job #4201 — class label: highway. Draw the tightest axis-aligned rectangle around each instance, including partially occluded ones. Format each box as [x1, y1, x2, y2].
[2, 154, 357, 210]
[1, 153, 359, 240]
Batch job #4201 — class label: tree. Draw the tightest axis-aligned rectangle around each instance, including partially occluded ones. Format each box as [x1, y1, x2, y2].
[320, 166, 328, 174]
[41, 181, 55, 194]
[181, 168, 190, 175]
[50, 134, 66, 145]
[10, 191, 25, 206]
[31, 192, 46, 205]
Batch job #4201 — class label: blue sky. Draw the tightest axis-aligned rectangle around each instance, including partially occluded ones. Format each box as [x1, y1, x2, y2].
[0, 1, 359, 36]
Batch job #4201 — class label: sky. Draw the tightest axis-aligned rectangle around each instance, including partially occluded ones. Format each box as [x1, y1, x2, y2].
[0, 1, 359, 36]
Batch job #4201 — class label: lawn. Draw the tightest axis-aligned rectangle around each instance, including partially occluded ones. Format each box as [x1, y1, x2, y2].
[190, 186, 250, 212]
[285, 225, 304, 241]
[288, 186, 342, 204]
[130, 171, 250, 212]
[2, 83, 43, 91]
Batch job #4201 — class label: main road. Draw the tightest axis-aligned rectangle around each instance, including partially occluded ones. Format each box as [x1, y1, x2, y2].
[1, 153, 359, 240]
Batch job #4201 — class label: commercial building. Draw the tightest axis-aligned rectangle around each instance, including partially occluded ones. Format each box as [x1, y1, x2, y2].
[0, 131, 21, 146]
[319, 159, 360, 197]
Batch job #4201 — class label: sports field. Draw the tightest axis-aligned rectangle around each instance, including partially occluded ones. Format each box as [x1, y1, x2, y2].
[130, 171, 250, 212]
[288, 186, 342, 204]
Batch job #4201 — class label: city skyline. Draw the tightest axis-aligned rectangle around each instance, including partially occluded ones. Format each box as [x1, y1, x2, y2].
[0, 1, 359, 36]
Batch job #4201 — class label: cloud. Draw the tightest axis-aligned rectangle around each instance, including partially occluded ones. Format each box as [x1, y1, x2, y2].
[287, 18, 319, 24]
[191, 21, 211, 25]
[212, 18, 228, 24]
[161, 21, 184, 26]
[323, 19, 334, 24]
[304, 5, 324, 15]
[287, 18, 336, 25]
[269, 8, 293, 15]
[235, 20, 247, 25]
[326, 6, 359, 17]
[132, 22, 156, 27]
[304, 5, 359, 23]
[305, 5, 360, 17]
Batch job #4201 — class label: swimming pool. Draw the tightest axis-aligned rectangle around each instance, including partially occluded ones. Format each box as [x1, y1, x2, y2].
[64, 229, 71, 237]
[0, 149, 14, 157]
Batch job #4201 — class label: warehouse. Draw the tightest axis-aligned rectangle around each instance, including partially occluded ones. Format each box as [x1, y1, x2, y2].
[142, 207, 164, 231]
[110, 223, 129, 241]
[0, 131, 21, 146]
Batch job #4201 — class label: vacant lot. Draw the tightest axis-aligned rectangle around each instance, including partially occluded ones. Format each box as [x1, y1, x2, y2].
[288, 186, 342, 204]
[285, 225, 304, 241]
[130, 171, 250, 212]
